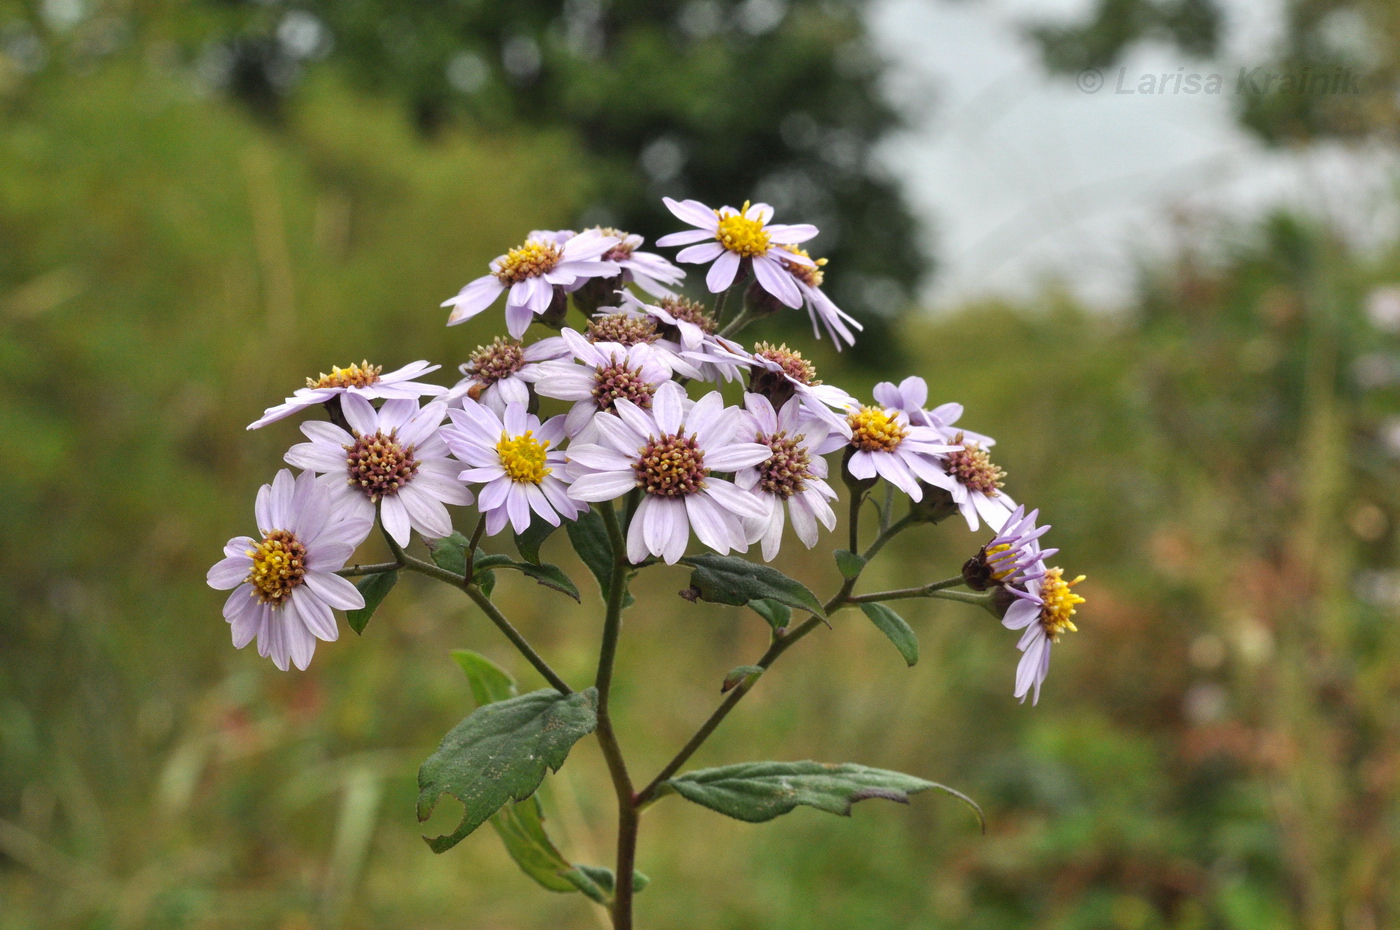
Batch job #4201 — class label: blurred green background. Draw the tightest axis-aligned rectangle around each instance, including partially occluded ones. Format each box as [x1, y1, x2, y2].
[3, 1, 1398, 928]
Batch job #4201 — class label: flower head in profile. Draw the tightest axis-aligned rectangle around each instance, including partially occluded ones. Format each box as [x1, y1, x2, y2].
[775, 246, 863, 349]
[248, 360, 446, 430]
[442, 229, 620, 338]
[656, 198, 818, 307]
[844, 403, 959, 499]
[284, 395, 473, 546]
[745, 342, 857, 438]
[447, 337, 566, 416]
[734, 394, 839, 561]
[566, 383, 771, 564]
[207, 469, 372, 671]
[963, 505, 1056, 593]
[1004, 566, 1085, 705]
[522, 329, 678, 439]
[441, 401, 582, 536]
[592, 228, 686, 297]
[620, 291, 717, 351]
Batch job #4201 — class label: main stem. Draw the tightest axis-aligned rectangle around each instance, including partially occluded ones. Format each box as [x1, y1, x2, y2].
[594, 503, 638, 929]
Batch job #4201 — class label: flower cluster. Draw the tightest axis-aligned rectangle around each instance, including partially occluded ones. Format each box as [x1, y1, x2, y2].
[212, 197, 1083, 703]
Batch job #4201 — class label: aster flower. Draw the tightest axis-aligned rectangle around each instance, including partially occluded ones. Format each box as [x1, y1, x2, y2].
[447, 337, 567, 416]
[1004, 566, 1085, 705]
[207, 469, 373, 671]
[873, 376, 995, 447]
[441, 401, 583, 536]
[963, 505, 1056, 592]
[566, 383, 771, 564]
[521, 328, 678, 439]
[844, 402, 959, 499]
[921, 431, 1015, 533]
[618, 291, 717, 351]
[775, 246, 863, 349]
[734, 394, 839, 561]
[593, 228, 686, 297]
[284, 395, 473, 547]
[248, 360, 446, 430]
[442, 229, 621, 338]
[656, 198, 818, 308]
[745, 342, 858, 438]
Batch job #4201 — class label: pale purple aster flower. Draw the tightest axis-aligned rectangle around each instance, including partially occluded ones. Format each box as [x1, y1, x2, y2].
[656, 198, 818, 308]
[618, 291, 717, 351]
[921, 432, 1015, 533]
[774, 245, 863, 349]
[873, 376, 995, 446]
[1004, 565, 1085, 705]
[207, 469, 373, 671]
[521, 328, 677, 439]
[844, 403, 960, 499]
[248, 360, 446, 430]
[569, 302, 705, 379]
[594, 229, 686, 297]
[284, 395, 473, 547]
[446, 337, 568, 416]
[441, 401, 583, 536]
[973, 505, 1057, 592]
[566, 383, 771, 564]
[442, 229, 621, 338]
[734, 394, 838, 561]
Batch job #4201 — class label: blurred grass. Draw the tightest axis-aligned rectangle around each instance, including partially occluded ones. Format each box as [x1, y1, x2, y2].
[3, 41, 1399, 930]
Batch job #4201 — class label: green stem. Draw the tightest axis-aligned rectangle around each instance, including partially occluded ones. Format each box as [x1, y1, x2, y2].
[927, 589, 996, 608]
[336, 561, 402, 578]
[846, 576, 966, 603]
[716, 307, 758, 340]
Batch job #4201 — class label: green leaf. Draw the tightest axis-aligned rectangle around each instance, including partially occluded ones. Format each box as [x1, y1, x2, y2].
[859, 602, 919, 667]
[514, 520, 558, 564]
[493, 797, 578, 893]
[427, 532, 470, 577]
[565, 510, 633, 607]
[561, 864, 651, 905]
[346, 571, 397, 634]
[722, 665, 764, 693]
[666, 762, 981, 829]
[417, 688, 599, 853]
[505, 561, 580, 602]
[834, 549, 867, 580]
[451, 649, 517, 706]
[746, 598, 792, 631]
[680, 554, 825, 619]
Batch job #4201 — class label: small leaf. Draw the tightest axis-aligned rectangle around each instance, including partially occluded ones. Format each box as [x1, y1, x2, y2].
[427, 532, 470, 577]
[346, 571, 397, 634]
[859, 602, 919, 667]
[666, 761, 980, 828]
[493, 797, 578, 893]
[565, 511, 633, 606]
[515, 520, 558, 564]
[834, 549, 867, 580]
[561, 865, 651, 905]
[451, 649, 517, 706]
[681, 554, 825, 619]
[722, 665, 764, 693]
[417, 688, 599, 853]
[507, 562, 580, 602]
[746, 598, 791, 631]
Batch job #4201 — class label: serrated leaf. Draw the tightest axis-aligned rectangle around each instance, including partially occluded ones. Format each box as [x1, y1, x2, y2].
[427, 532, 470, 577]
[346, 571, 397, 634]
[859, 602, 919, 667]
[746, 598, 792, 631]
[834, 549, 867, 580]
[514, 520, 558, 564]
[452, 650, 517, 706]
[417, 688, 598, 853]
[565, 510, 633, 607]
[722, 665, 764, 693]
[561, 864, 651, 905]
[680, 554, 825, 619]
[666, 761, 978, 828]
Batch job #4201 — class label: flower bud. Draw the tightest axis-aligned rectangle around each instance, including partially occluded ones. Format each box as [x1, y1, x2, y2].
[909, 483, 958, 525]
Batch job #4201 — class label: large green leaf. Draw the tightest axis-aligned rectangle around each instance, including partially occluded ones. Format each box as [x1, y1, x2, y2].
[666, 761, 982, 829]
[346, 571, 397, 634]
[680, 554, 826, 619]
[417, 687, 598, 853]
[565, 510, 633, 607]
[859, 602, 919, 666]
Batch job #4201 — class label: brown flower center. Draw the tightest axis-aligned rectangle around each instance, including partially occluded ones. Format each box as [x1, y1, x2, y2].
[586, 313, 660, 347]
[345, 430, 420, 501]
[464, 337, 526, 388]
[597, 227, 637, 262]
[309, 361, 381, 390]
[635, 432, 708, 497]
[494, 239, 563, 285]
[753, 342, 819, 385]
[757, 432, 811, 499]
[944, 432, 1005, 496]
[657, 296, 717, 334]
[779, 245, 827, 288]
[247, 529, 307, 606]
[591, 358, 656, 412]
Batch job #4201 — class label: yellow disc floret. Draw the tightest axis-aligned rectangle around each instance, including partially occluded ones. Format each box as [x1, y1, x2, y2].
[715, 201, 771, 257]
[780, 245, 827, 288]
[1037, 567, 1085, 641]
[494, 239, 564, 286]
[247, 529, 307, 606]
[984, 543, 1016, 581]
[848, 406, 907, 453]
[497, 430, 552, 484]
[309, 361, 382, 390]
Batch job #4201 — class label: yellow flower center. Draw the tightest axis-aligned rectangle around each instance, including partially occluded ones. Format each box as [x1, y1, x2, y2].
[984, 543, 1016, 581]
[715, 201, 770, 257]
[848, 406, 907, 453]
[246, 529, 307, 606]
[309, 361, 382, 390]
[1038, 567, 1085, 642]
[494, 239, 563, 286]
[780, 245, 827, 288]
[497, 430, 552, 484]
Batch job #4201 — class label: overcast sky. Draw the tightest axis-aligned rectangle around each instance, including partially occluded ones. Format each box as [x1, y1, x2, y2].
[868, 0, 1400, 308]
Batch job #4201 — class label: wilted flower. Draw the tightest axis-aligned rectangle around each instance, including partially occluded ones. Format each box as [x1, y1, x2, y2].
[776, 246, 862, 349]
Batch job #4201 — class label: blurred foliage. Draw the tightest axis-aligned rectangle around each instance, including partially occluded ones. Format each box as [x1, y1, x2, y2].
[2, 5, 1400, 930]
[1027, 0, 1400, 144]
